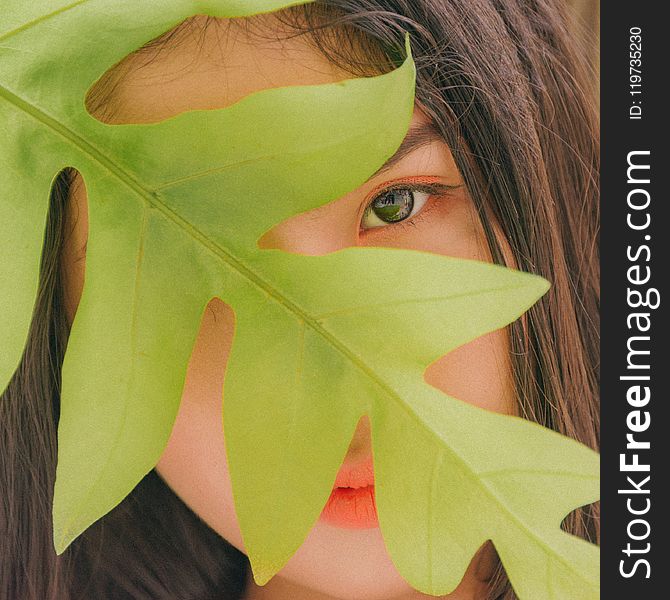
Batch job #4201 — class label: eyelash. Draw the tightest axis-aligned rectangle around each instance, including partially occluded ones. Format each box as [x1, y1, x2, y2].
[359, 181, 457, 235]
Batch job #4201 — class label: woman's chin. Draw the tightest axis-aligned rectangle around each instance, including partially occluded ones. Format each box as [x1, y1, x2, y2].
[248, 521, 415, 600]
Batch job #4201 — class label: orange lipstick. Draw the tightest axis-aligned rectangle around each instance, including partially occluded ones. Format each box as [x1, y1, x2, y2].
[320, 455, 379, 529]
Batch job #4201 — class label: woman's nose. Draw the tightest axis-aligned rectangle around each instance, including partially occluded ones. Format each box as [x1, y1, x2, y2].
[344, 414, 373, 464]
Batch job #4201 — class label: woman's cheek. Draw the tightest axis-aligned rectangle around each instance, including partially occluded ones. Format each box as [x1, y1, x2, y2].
[424, 329, 515, 416]
[61, 172, 89, 327]
[155, 298, 247, 551]
[360, 193, 486, 262]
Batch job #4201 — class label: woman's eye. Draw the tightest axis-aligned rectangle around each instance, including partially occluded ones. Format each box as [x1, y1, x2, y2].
[360, 187, 431, 230]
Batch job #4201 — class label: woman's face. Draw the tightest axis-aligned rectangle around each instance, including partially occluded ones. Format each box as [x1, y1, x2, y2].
[61, 14, 513, 600]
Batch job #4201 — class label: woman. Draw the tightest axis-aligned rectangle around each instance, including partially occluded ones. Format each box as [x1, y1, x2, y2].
[0, 1, 599, 598]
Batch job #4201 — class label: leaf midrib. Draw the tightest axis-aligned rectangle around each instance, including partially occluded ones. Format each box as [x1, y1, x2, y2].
[2, 83, 592, 590]
[2, 78, 450, 487]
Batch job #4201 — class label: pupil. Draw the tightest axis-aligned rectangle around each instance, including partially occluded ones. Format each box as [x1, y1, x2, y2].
[372, 189, 413, 223]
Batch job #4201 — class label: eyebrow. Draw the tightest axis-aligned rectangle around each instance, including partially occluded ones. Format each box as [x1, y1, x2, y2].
[368, 121, 444, 179]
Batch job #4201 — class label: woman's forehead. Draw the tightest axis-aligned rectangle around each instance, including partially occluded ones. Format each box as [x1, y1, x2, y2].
[86, 14, 360, 125]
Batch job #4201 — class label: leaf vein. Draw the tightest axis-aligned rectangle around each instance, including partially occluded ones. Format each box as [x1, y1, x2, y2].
[314, 285, 528, 321]
[56, 207, 149, 544]
[479, 468, 599, 480]
[295, 321, 305, 388]
[153, 156, 277, 191]
[0, 0, 92, 43]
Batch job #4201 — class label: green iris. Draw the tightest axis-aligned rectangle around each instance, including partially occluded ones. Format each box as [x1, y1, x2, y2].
[371, 188, 414, 223]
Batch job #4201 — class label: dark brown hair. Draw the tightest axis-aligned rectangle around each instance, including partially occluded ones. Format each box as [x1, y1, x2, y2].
[0, 1, 599, 598]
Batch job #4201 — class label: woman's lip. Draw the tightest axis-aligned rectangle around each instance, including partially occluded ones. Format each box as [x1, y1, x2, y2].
[320, 485, 378, 528]
[320, 455, 378, 528]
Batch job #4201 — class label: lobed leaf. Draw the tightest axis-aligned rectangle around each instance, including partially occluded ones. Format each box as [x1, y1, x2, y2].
[0, 2, 599, 598]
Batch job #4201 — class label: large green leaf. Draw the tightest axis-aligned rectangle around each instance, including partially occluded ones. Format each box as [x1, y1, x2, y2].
[0, 1, 599, 598]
